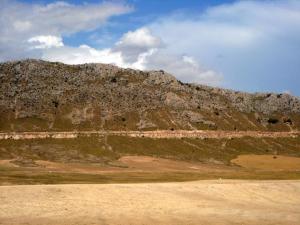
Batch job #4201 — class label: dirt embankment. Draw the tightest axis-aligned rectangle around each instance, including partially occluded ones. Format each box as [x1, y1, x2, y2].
[0, 130, 299, 140]
[0, 180, 299, 225]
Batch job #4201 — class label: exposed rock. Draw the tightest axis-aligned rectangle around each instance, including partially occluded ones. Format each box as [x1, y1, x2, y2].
[164, 92, 188, 109]
[182, 111, 204, 123]
[0, 59, 299, 132]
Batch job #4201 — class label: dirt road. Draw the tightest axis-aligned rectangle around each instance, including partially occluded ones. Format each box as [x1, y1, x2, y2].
[1, 180, 299, 225]
[0, 130, 299, 140]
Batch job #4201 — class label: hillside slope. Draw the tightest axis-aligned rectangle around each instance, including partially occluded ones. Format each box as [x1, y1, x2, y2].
[1, 60, 300, 183]
[0, 59, 300, 132]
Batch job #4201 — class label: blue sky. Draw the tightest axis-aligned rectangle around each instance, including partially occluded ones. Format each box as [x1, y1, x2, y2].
[53, 0, 236, 48]
[1, 0, 300, 96]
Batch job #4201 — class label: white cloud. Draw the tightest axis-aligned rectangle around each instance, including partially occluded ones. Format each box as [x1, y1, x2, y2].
[13, 20, 32, 32]
[40, 27, 222, 86]
[116, 28, 162, 49]
[1, 0, 132, 36]
[28, 35, 64, 49]
[114, 28, 162, 63]
[146, 0, 300, 91]
[141, 51, 222, 85]
[149, 0, 300, 52]
[147, 0, 300, 56]
[43, 45, 125, 66]
[1, 0, 300, 92]
[0, 0, 132, 61]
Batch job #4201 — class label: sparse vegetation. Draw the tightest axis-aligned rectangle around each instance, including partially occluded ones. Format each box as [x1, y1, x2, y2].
[1, 136, 299, 165]
[0, 60, 300, 185]
[1, 60, 299, 132]
[268, 118, 279, 124]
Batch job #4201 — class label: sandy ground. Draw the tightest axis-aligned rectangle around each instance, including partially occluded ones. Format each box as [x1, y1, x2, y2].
[1, 180, 300, 225]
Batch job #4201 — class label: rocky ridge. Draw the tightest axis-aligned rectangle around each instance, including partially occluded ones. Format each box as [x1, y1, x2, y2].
[0, 59, 299, 132]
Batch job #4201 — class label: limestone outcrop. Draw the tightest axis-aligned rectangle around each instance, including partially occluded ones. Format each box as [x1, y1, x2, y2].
[0, 59, 299, 132]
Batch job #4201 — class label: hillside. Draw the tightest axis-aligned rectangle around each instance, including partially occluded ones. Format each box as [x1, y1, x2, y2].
[0, 59, 300, 132]
[1, 59, 300, 184]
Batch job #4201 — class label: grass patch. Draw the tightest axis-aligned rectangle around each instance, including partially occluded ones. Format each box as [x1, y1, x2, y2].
[0, 136, 118, 162]
[107, 136, 300, 164]
[1, 136, 299, 164]
[1, 169, 300, 185]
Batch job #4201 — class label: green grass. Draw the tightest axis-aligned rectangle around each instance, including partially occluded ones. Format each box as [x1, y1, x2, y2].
[1, 169, 300, 185]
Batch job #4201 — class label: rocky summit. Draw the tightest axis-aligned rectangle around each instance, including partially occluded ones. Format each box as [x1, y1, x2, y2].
[0, 59, 299, 132]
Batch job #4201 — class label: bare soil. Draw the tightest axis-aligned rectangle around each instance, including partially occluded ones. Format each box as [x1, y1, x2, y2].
[1, 155, 300, 185]
[232, 154, 300, 171]
[0, 180, 299, 225]
[0, 156, 229, 174]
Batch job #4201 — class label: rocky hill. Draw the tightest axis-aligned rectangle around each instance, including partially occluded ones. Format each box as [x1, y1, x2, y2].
[0, 59, 299, 132]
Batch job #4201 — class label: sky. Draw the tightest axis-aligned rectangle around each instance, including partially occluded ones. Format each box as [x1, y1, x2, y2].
[1, 0, 300, 96]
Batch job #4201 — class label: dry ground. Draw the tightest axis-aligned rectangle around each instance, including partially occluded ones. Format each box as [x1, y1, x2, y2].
[1, 154, 300, 185]
[231, 154, 300, 171]
[0, 155, 229, 173]
[0, 180, 300, 225]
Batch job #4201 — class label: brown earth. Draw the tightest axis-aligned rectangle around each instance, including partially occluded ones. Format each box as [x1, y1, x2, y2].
[231, 154, 300, 171]
[0, 180, 299, 225]
[0, 156, 234, 174]
[1, 154, 300, 185]
[1, 135, 300, 184]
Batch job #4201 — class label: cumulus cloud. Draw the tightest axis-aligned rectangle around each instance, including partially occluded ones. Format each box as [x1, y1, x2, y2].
[0, 0, 132, 61]
[41, 29, 154, 68]
[1, 0, 132, 36]
[116, 28, 162, 49]
[43, 45, 125, 66]
[148, 0, 300, 55]
[1, 0, 300, 91]
[147, 0, 300, 91]
[40, 0, 300, 88]
[40, 27, 222, 86]
[143, 53, 222, 85]
[114, 28, 162, 63]
[0, 0, 222, 86]
[28, 36, 64, 49]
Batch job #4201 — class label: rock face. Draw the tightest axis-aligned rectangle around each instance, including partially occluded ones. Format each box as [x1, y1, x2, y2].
[0, 59, 299, 132]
